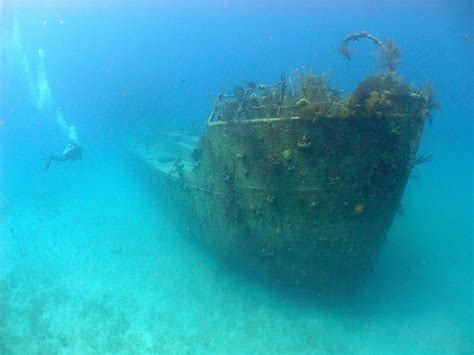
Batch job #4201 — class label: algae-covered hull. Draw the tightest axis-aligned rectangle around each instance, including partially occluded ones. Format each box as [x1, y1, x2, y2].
[130, 73, 431, 294]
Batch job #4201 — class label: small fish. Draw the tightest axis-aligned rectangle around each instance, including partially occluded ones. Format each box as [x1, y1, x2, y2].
[354, 204, 365, 214]
[0, 120, 6, 126]
[464, 33, 470, 42]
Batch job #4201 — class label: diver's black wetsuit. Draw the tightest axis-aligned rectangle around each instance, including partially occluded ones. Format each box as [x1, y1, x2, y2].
[44, 143, 83, 170]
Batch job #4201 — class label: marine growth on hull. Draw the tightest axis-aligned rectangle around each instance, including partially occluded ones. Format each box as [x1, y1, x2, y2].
[134, 32, 438, 294]
[208, 31, 437, 125]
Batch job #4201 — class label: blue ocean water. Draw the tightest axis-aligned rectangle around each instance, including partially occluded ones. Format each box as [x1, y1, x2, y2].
[0, 0, 472, 353]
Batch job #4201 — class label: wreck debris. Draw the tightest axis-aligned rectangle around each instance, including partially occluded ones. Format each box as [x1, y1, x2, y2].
[338, 31, 401, 72]
[276, 73, 288, 117]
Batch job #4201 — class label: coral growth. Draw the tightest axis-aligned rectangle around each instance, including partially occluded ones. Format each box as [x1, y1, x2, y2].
[210, 69, 344, 122]
[366, 91, 392, 116]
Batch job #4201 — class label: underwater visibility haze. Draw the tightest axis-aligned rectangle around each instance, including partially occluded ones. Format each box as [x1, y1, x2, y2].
[0, 0, 472, 353]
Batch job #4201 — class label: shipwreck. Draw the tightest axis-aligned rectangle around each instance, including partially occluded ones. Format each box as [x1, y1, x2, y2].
[129, 32, 436, 294]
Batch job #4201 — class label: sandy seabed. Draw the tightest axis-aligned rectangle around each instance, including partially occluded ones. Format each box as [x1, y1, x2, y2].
[0, 151, 472, 353]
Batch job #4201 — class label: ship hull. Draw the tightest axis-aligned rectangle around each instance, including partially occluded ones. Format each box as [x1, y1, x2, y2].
[130, 111, 424, 294]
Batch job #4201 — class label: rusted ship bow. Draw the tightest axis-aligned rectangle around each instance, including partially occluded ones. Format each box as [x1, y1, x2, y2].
[129, 34, 435, 294]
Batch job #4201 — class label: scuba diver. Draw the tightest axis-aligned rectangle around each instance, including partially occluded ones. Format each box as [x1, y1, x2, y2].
[44, 142, 83, 170]
[44, 122, 82, 170]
